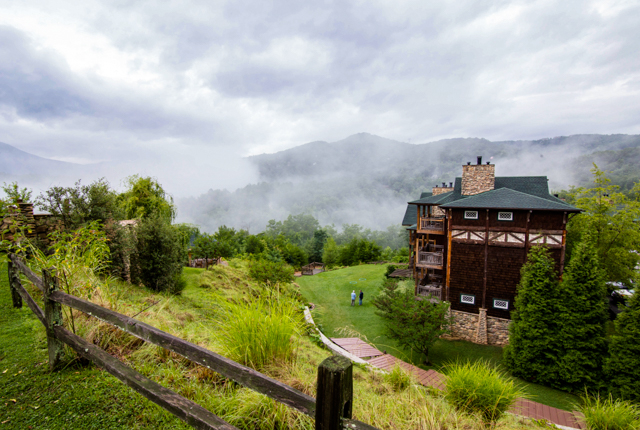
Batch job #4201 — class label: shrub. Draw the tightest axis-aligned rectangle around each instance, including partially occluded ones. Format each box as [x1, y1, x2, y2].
[384, 364, 413, 392]
[248, 258, 295, 286]
[443, 361, 523, 426]
[133, 216, 185, 294]
[578, 393, 639, 430]
[214, 296, 304, 370]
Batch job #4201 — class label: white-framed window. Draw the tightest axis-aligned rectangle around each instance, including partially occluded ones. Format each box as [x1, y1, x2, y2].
[498, 212, 513, 221]
[493, 299, 509, 310]
[460, 294, 475, 305]
[464, 210, 478, 220]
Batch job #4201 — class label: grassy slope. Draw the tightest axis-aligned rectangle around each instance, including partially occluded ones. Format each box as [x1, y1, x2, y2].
[0, 256, 189, 429]
[297, 264, 579, 411]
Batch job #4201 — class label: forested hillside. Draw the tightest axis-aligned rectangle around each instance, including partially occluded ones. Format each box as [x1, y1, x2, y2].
[178, 133, 640, 232]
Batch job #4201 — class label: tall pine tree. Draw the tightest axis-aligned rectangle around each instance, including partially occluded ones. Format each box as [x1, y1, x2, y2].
[554, 236, 608, 392]
[504, 246, 561, 385]
[604, 292, 640, 402]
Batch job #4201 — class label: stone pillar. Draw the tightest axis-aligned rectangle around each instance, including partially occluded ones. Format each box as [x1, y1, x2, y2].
[476, 308, 488, 344]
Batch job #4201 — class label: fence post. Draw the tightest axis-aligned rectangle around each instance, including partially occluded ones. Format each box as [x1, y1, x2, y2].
[7, 259, 23, 309]
[315, 355, 353, 430]
[43, 269, 64, 371]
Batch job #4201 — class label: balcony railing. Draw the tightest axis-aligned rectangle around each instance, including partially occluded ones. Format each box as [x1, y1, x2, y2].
[417, 284, 442, 300]
[419, 217, 445, 234]
[417, 251, 444, 268]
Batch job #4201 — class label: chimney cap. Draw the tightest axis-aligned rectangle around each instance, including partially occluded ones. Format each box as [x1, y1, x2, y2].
[450, 182, 453, 187]
[467, 161, 471, 165]
[486, 161, 490, 165]
[477, 156, 482, 165]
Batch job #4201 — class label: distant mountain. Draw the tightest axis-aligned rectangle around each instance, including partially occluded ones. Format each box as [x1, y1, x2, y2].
[179, 133, 640, 233]
[0, 141, 76, 176]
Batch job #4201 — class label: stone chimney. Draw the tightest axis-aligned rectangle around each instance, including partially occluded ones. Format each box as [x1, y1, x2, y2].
[432, 181, 453, 196]
[461, 156, 495, 196]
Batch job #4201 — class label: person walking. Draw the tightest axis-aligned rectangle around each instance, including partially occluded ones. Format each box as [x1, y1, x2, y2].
[359, 290, 364, 306]
[351, 290, 356, 306]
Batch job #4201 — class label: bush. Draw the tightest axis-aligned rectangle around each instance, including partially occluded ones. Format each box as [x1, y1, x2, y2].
[248, 258, 295, 286]
[444, 361, 523, 426]
[578, 393, 639, 430]
[214, 296, 304, 370]
[133, 216, 185, 294]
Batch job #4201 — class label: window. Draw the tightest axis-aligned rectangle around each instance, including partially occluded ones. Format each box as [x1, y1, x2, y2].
[493, 299, 509, 310]
[498, 212, 513, 221]
[460, 294, 475, 305]
[464, 210, 478, 220]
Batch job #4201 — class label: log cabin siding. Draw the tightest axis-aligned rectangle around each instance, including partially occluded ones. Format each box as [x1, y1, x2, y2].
[451, 209, 486, 227]
[449, 243, 484, 312]
[488, 209, 527, 228]
[528, 211, 566, 230]
[485, 246, 525, 318]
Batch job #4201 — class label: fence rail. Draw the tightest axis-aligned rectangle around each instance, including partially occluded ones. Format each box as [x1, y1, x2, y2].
[6, 253, 379, 430]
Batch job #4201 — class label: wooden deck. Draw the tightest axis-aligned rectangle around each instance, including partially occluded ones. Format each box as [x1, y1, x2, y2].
[331, 338, 585, 429]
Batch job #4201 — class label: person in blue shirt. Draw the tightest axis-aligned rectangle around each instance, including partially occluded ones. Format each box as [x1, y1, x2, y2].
[359, 290, 364, 306]
[351, 290, 356, 306]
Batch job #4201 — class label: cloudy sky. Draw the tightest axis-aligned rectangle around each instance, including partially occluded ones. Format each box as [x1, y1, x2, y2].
[1, 0, 639, 192]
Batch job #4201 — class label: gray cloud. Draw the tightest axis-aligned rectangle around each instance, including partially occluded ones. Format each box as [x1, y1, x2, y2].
[0, 0, 638, 180]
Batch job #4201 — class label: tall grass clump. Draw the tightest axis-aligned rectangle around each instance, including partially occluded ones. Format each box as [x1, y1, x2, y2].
[578, 393, 639, 430]
[384, 364, 414, 392]
[443, 360, 524, 426]
[215, 295, 305, 370]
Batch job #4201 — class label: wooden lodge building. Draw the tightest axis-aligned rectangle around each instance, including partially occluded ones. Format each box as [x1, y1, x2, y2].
[402, 157, 580, 345]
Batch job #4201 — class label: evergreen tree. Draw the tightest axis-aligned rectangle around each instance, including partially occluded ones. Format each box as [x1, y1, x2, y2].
[554, 236, 608, 392]
[604, 292, 640, 402]
[322, 237, 339, 268]
[503, 246, 561, 385]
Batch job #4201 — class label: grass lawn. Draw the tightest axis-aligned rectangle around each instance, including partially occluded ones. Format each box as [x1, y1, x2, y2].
[297, 264, 579, 411]
[0, 256, 192, 429]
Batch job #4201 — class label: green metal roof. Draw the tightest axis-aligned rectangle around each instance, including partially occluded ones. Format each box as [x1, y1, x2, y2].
[405, 175, 579, 213]
[402, 192, 432, 225]
[439, 187, 580, 211]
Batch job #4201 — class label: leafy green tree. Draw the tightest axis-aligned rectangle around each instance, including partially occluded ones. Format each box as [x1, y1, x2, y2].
[2, 181, 33, 203]
[503, 246, 561, 385]
[372, 279, 451, 364]
[565, 166, 640, 285]
[604, 293, 640, 402]
[132, 216, 185, 294]
[281, 243, 308, 268]
[322, 237, 339, 268]
[118, 175, 176, 222]
[554, 235, 608, 392]
[338, 238, 382, 265]
[36, 179, 122, 230]
[248, 259, 295, 286]
[264, 214, 320, 248]
[244, 235, 266, 255]
[309, 229, 328, 262]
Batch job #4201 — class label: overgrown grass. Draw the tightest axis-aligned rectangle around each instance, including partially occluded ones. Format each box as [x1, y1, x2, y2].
[214, 294, 305, 370]
[0, 256, 556, 429]
[297, 264, 579, 410]
[444, 360, 524, 426]
[578, 393, 640, 430]
[384, 364, 414, 392]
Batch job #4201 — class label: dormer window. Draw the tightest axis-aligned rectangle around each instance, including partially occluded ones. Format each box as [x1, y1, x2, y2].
[464, 210, 478, 220]
[498, 212, 513, 221]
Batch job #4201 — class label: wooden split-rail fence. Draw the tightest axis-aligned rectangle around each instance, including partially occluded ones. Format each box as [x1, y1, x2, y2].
[6, 253, 379, 430]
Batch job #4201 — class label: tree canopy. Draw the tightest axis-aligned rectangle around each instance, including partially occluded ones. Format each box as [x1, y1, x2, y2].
[117, 175, 176, 222]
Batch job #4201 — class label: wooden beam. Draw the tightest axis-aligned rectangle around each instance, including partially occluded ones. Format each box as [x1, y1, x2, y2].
[9, 254, 45, 292]
[445, 209, 452, 302]
[53, 325, 238, 430]
[7, 260, 22, 308]
[11, 275, 45, 325]
[43, 269, 64, 371]
[48, 290, 316, 417]
[482, 210, 489, 309]
[315, 355, 352, 430]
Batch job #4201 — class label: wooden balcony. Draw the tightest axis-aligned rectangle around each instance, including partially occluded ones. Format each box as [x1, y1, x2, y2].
[418, 217, 445, 234]
[417, 251, 444, 269]
[417, 284, 442, 301]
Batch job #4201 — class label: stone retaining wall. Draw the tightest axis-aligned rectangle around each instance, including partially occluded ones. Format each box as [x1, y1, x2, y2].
[449, 309, 510, 346]
[1, 201, 60, 246]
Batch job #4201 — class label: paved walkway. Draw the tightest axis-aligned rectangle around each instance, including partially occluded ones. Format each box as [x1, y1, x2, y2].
[331, 338, 585, 429]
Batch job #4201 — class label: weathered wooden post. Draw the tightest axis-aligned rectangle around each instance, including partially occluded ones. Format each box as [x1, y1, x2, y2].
[43, 269, 64, 370]
[315, 355, 353, 430]
[7, 258, 23, 308]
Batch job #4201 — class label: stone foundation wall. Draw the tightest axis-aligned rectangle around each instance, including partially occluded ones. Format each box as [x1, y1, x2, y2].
[448, 309, 510, 346]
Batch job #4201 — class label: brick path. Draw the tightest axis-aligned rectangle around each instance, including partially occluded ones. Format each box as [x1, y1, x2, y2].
[331, 338, 585, 429]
